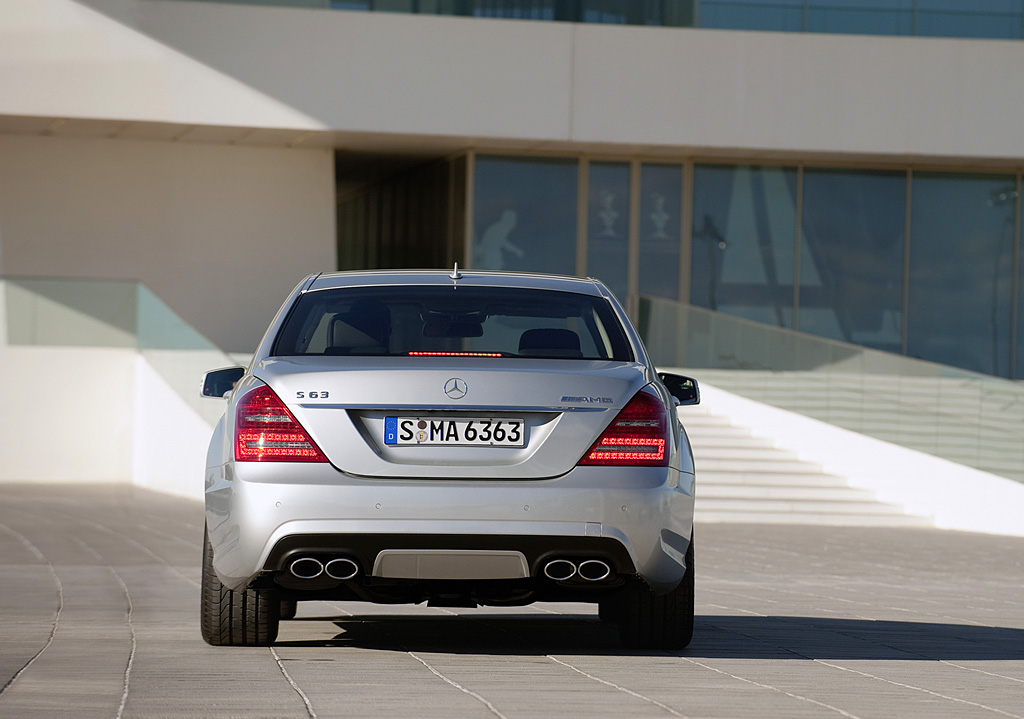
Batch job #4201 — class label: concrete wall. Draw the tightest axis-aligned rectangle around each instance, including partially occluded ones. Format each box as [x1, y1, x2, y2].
[0, 134, 335, 353]
[57, 0, 1024, 163]
[133, 354, 219, 499]
[0, 345, 136, 483]
[0, 0, 324, 130]
[0, 344, 217, 499]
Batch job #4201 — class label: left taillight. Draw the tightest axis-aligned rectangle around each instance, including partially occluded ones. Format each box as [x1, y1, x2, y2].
[578, 388, 671, 467]
[234, 385, 327, 462]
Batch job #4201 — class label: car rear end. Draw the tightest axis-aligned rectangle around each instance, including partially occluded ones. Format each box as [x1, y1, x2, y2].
[202, 270, 696, 647]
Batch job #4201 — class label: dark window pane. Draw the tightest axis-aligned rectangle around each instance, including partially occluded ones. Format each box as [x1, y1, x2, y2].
[581, 0, 693, 25]
[917, 0, 1023, 39]
[908, 173, 1016, 376]
[807, 0, 913, 35]
[472, 0, 555, 19]
[799, 169, 905, 353]
[698, 0, 804, 31]
[639, 164, 683, 300]
[1019, 209, 1024, 379]
[690, 164, 798, 327]
[473, 156, 578, 276]
[586, 162, 631, 301]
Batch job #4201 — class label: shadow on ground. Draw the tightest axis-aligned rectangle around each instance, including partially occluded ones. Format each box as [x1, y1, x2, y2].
[273, 613, 1024, 661]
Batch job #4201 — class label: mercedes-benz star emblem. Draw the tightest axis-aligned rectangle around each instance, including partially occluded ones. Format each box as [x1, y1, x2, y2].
[444, 378, 468, 400]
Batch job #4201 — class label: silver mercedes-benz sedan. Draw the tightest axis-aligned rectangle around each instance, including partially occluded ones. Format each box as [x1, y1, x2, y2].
[200, 268, 699, 649]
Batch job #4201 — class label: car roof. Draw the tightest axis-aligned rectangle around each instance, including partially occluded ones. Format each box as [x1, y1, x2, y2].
[304, 269, 608, 297]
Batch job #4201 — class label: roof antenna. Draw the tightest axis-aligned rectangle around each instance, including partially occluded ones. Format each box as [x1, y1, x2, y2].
[449, 262, 463, 282]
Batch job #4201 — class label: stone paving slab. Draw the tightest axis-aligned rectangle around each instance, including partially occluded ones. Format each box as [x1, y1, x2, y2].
[1, 484, 1022, 719]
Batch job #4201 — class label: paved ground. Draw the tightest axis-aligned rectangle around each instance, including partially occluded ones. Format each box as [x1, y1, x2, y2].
[1, 484, 1022, 719]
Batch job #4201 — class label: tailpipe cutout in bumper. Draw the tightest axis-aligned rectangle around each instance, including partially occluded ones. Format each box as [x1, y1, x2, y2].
[542, 558, 613, 583]
[288, 556, 360, 581]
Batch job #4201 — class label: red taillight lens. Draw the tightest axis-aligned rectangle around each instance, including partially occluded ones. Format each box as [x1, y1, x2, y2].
[234, 385, 327, 462]
[578, 389, 670, 467]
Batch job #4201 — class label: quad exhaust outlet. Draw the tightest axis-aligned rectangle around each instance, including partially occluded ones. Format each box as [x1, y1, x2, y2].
[288, 556, 360, 581]
[542, 558, 613, 583]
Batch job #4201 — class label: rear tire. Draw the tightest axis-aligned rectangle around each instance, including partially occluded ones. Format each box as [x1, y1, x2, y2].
[201, 526, 280, 646]
[279, 599, 298, 621]
[618, 536, 694, 649]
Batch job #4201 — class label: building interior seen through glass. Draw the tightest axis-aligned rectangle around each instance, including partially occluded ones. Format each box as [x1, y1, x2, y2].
[470, 155, 1024, 379]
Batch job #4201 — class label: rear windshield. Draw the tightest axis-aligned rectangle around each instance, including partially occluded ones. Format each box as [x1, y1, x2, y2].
[272, 286, 634, 361]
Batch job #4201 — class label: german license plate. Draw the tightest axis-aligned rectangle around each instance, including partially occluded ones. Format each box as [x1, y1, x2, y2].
[384, 417, 525, 447]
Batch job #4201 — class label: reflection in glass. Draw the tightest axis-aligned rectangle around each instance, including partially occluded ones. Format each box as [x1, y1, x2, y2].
[807, 0, 913, 36]
[1020, 209, 1024, 379]
[799, 169, 905, 353]
[473, 156, 578, 276]
[690, 164, 798, 327]
[917, 0, 1023, 39]
[581, 0, 693, 25]
[908, 173, 1016, 376]
[639, 164, 682, 300]
[698, 0, 804, 31]
[472, 0, 555, 19]
[586, 162, 630, 301]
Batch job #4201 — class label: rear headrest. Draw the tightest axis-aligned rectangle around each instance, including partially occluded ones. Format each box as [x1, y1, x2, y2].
[518, 328, 583, 358]
[326, 317, 388, 355]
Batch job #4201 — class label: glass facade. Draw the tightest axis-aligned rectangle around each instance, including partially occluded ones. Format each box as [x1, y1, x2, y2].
[585, 162, 631, 301]
[908, 173, 1016, 376]
[1019, 214, 1024, 379]
[325, 0, 692, 24]
[473, 156, 577, 276]
[690, 165, 798, 327]
[179, 0, 1024, 39]
[468, 155, 1024, 378]
[799, 169, 905, 353]
[639, 164, 684, 301]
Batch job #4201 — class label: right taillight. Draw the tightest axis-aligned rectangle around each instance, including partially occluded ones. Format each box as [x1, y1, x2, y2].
[234, 385, 327, 462]
[578, 389, 670, 467]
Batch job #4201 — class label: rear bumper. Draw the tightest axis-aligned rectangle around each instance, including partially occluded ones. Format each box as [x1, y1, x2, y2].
[205, 461, 694, 594]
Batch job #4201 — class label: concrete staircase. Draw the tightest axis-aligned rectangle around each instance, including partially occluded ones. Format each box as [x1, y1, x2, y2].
[681, 404, 934, 526]
[690, 369, 1024, 484]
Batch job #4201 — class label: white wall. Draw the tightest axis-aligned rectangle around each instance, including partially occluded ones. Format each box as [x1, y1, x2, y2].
[0, 345, 136, 483]
[45, 0, 1024, 163]
[0, 344, 217, 498]
[0, 0, 324, 130]
[0, 134, 335, 353]
[133, 355, 216, 499]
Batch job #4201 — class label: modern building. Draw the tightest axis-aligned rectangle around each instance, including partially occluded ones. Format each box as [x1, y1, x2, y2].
[2, 1, 1024, 513]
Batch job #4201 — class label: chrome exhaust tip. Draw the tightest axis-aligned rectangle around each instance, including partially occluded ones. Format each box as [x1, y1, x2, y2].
[543, 559, 577, 581]
[289, 557, 324, 580]
[324, 557, 359, 580]
[577, 559, 612, 582]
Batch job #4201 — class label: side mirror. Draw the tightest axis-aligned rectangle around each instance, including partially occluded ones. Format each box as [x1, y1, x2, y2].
[658, 372, 700, 406]
[202, 367, 245, 398]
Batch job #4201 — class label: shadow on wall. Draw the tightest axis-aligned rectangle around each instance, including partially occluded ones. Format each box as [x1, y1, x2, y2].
[1, 276, 233, 427]
[3, 277, 218, 351]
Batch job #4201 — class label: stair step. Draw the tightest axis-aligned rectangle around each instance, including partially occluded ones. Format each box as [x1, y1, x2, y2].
[693, 446, 800, 461]
[697, 458, 825, 473]
[694, 511, 933, 527]
[696, 471, 852, 487]
[686, 434, 775, 449]
[696, 498, 913, 515]
[699, 485, 877, 501]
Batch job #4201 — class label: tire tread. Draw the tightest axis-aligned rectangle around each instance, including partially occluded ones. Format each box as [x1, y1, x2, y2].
[201, 527, 279, 646]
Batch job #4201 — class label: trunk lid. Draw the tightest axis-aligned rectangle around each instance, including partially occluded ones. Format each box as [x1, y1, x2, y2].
[254, 356, 650, 479]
